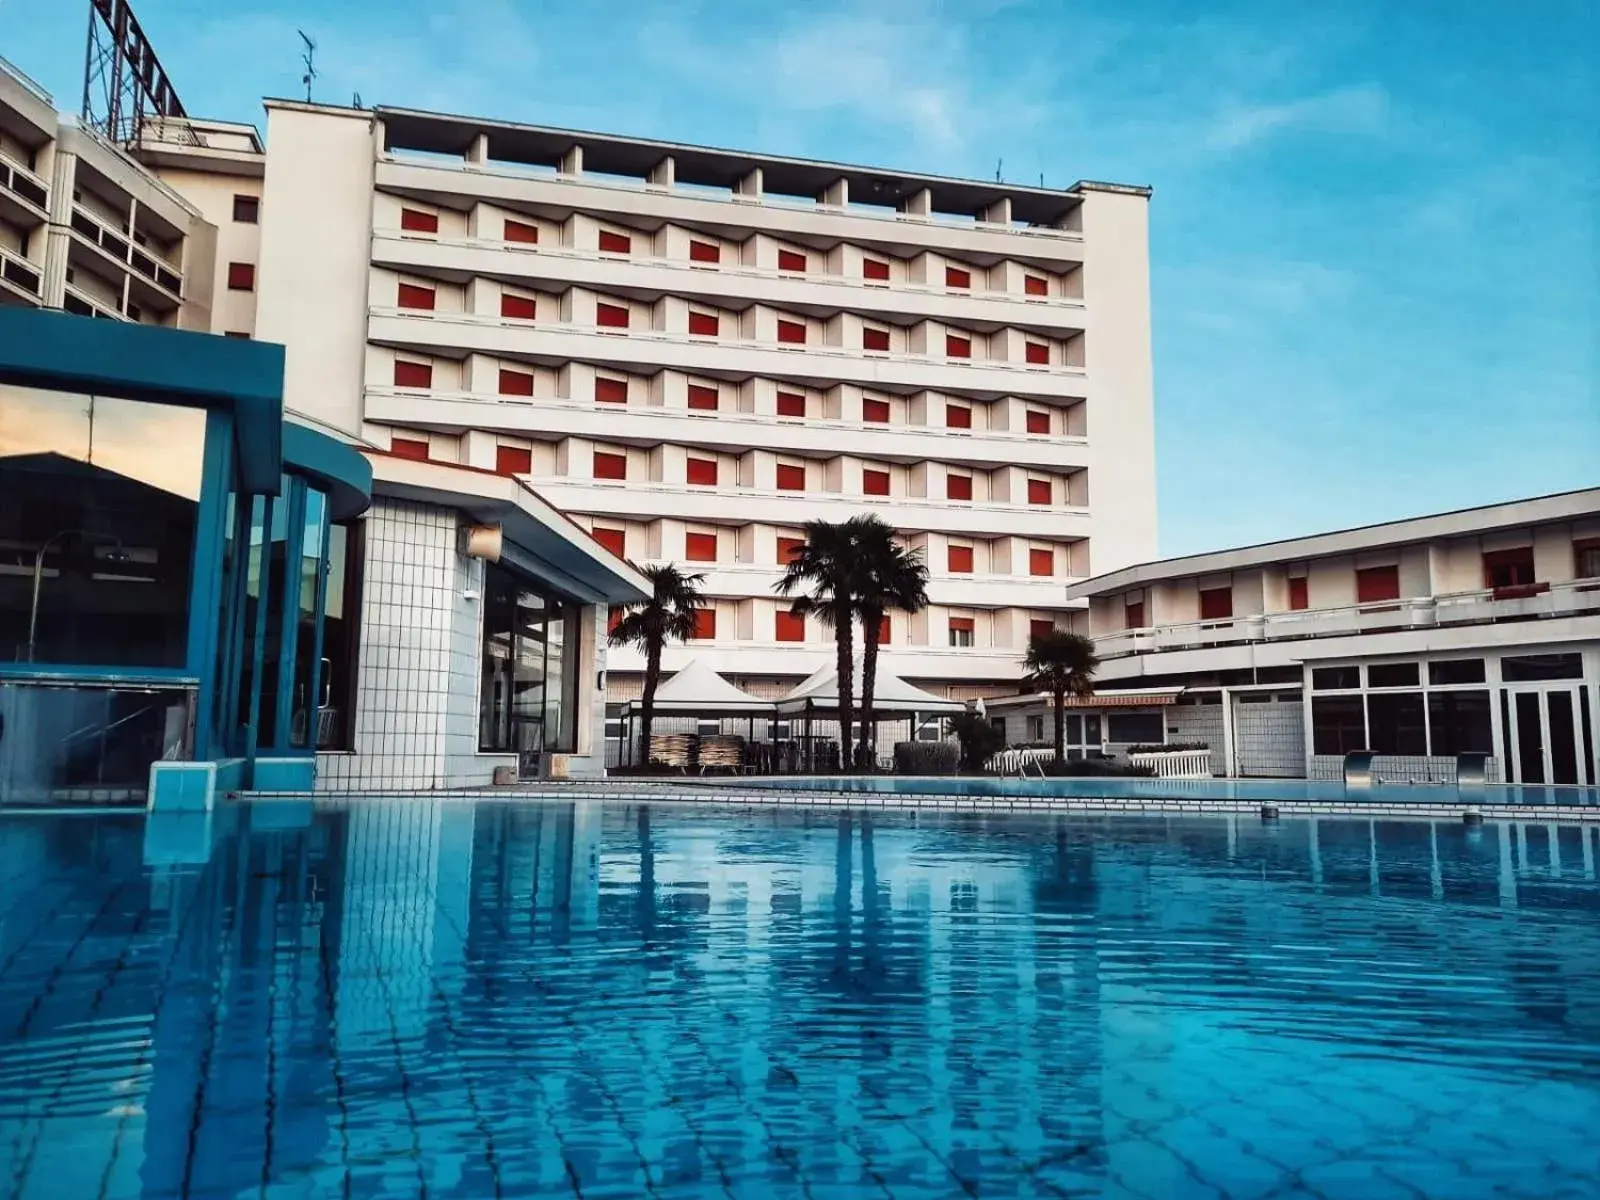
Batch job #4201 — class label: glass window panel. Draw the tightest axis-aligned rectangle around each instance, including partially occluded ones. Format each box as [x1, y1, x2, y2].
[1500, 653, 1583, 682]
[1366, 691, 1425, 754]
[289, 488, 329, 749]
[1428, 659, 1485, 686]
[1312, 696, 1366, 755]
[1367, 662, 1419, 689]
[1427, 691, 1492, 756]
[1312, 666, 1360, 691]
[1107, 713, 1164, 743]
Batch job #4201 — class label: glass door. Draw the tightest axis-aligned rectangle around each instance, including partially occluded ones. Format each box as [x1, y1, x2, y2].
[1506, 687, 1591, 786]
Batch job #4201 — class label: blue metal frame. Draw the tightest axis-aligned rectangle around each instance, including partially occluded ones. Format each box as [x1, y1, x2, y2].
[271, 479, 309, 753]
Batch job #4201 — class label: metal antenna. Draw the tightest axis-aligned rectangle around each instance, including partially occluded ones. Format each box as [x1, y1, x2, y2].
[995, 158, 1002, 182]
[299, 30, 317, 102]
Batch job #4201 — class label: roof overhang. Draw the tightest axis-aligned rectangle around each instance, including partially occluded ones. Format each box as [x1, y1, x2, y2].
[985, 688, 1185, 710]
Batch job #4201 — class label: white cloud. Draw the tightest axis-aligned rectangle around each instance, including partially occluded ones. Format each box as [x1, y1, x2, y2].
[1203, 83, 1392, 152]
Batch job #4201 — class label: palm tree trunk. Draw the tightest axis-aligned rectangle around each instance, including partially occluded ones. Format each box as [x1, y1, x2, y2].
[836, 617, 855, 773]
[641, 642, 661, 766]
[1053, 687, 1066, 767]
[860, 613, 881, 772]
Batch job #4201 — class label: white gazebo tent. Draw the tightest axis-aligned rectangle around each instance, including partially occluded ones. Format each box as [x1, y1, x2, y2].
[776, 660, 965, 769]
[619, 659, 774, 767]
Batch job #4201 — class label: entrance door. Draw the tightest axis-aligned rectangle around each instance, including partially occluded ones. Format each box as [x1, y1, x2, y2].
[1506, 687, 1591, 786]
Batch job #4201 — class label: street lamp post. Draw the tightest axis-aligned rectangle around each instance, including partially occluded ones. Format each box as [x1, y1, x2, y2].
[26, 529, 127, 663]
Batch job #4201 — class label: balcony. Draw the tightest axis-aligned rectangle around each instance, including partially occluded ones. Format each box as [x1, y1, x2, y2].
[0, 244, 42, 305]
[68, 204, 183, 307]
[1095, 580, 1600, 660]
[628, 558, 1077, 610]
[61, 283, 126, 321]
[0, 153, 48, 227]
[606, 638, 1030, 683]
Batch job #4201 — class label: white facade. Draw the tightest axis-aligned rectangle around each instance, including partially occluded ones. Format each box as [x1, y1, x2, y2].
[248, 100, 1157, 708]
[1066, 489, 1600, 784]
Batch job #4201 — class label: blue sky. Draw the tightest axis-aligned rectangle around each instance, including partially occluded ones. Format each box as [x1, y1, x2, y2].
[4, 0, 1595, 556]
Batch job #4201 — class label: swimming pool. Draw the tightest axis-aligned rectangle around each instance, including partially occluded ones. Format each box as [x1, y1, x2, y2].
[2, 799, 1598, 1199]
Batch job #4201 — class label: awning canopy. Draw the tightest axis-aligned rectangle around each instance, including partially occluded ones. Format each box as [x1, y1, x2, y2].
[622, 658, 771, 716]
[986, 688, 1184, 711]
[776, 661, 966, 716]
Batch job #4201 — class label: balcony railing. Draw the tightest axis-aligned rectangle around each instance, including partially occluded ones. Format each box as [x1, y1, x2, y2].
[0, 245, 42, 300]
[69, 204, 183, 297]
[1095, 580, 1600, 659]
[0, 154, 48, 214]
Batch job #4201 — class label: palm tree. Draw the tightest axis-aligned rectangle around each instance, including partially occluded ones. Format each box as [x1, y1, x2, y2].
[851, 515, 928, 770]
[776, 520, 861, 772]
[608, 564, 705, 766]
[1023, 629, 1099, 766]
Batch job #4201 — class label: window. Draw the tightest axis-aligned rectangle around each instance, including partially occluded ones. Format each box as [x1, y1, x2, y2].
[1125, 600, 1146, 629]
[863, 258, 890, 281]
[1108, 713, 1165, 744]
[1312, 666, 1360, 690]
[1576, 539, 1600, 579]
[224, 331, 250, 339]
[1199, 587, 1233, 620]
[687, 384, 719, 411]
[1367, 692, 1426, 755]
[863, 469, 890, 496]
[776, 610, 806, 642]
[863, 399, 890, 423]
[1483, 547, 1536, 589]
[1026, 715, 1046, 741]
[1355, 565, 1400, 603]
[477, 564, 581, 754]
[1029, 548, 1054, 577]
[1287, 576, 1308, 610]
[232, 194, 259, 223]
[776, 464, 806, 491]
[1027, 479, 1052, 506]
[504, 219, 539, 244]
[597, 302, 629, 329]
[501, 293, 537, 320]
[689, 240, 720, 264]
[945, 266, 971, 288]
[1026, 410, 1050, 435]
[1501, 653, 1583, 682]
[863, 327, 890, 352]
[948, 545, 974, 573]
[947, 474, 973, 501]
[400, 208, 438, 234]
[687, 457, 719, 486]
[777, 536, 805, 564]
[948, 616, 975, 648]
[227, 262, 255, 291]
[390, 437, 429, 461]
[946, 334, 971, 358]
[1024, 274, 1048, 297]
[495, 445, 532, 476]
[1030, 618, 1055, 639]
[592, 526, 626, 557]
[689, 311, 719, 336]
[397, 282, 435, 310]
[498, 368, 534, 397]
[1025, 342, 1050, 365]
[691, 608, 717, 640]
[946, 404, 972, 430]
[1428, 691, 1492, 755]
[1311, 696, 1366, 755]
[685, 532, 718, 561]
[593, 452, 628, 480]
[595, 377, 628, 405]
[598, 229, 632, 253]
[1367, 662, 1419, 689]
[393, 360, 433, 388]
[777, 320, 806, 345]
[776, 391, 806, 418]
[1429, 658, 1486, 685]
[777, 249, 806, 272]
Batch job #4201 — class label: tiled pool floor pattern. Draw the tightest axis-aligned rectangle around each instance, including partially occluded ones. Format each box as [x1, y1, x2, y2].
[1, 803, 1598, 1199]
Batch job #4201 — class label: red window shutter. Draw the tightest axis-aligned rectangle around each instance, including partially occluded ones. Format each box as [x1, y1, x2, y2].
[400, 208, 438, 234]
[777, 249, 806, 272]
[776, 536, 805, 564]
[863, 469, 890, 496]
[777, 320, 806, 345]
[775, 464, 806, 491]
[504, 219, 539, 244]
[595, 377, 628, 405]
[608, 608, 625, 635]
[776, 392, 806, 418]
[948, 617, 975, 633]
[227, 262, 255, 290]
[1029, 548, 1055, 577]
[598, 229, 632, 253]
[947, 474, 973, 501]
[1356, 566, 1400, 603]
[390, 437, 429, 461]
[495, 445, 532, 475]
[1025, 342, 1050, 365]
[948, 545, 974, 573]
[877, 615, 891, 644]
[775, 610, 805, 642]
[592, 526, 626, 557]
[1199, 587, 1233, 620]
[597, 302, 630, 329]
[863, 258, 890, 282]
[594, 452, 628, 481]
[398, 282, 435, 310]
[1025, 410, 1050, 435]
[393, 360, 433, 388]
[946, 334, 971, 358]
[863, 327, 890, 352]
[501, 293, 537, 320]
[690, 240, 720, 263]
[1125, 601, 1146, 629]
[687, 457, 719, 486]
[498, 369, 534, 397]
[945, 266, 971, 288]
[687, 384, 719, 411]
[1025, 274, 1048, 297]
[688, 311, 720, 336]
[862, 399, 891, 423]
[691, 608, 717, 640]
[1027, 479, 1052, 506]
[1287, 577, 1308, 611]
[685, 532, 719, 561]
[1031, 618, 1055, 639]
[946, 405, 972, 429]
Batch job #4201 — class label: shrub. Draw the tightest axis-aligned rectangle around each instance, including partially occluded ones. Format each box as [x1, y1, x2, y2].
[1040, 757, 1156, 778]
[1125, 742, 1209, 755]
[893, 741, 960, 775]
[948, 711, 1006, 772]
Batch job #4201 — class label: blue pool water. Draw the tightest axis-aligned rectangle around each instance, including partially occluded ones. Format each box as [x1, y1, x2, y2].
[2, 800, 1598, 1200]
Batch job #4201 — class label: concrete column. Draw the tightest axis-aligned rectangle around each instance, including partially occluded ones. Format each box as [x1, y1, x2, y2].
[466, 133, 489, 166]
[559, 144, 583, 175]
[735, 167, 763, 198]
[900, 188, 932, 217]
[819, 178, 848, 207]
[979, 197, 1012, 225]
[647, 157, 674, 187]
